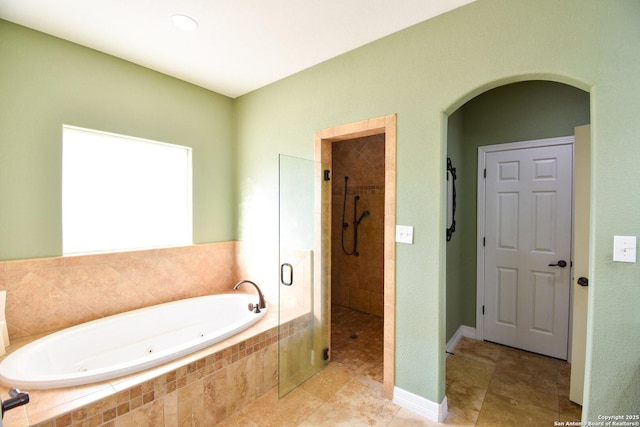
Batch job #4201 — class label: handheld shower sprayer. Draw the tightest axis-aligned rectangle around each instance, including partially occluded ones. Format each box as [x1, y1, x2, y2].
[341, 176, 370, 256]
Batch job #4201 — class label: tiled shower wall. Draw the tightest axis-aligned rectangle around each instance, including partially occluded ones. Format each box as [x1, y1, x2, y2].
[0, 242, 241, 340]
[331, 134, 385, 316]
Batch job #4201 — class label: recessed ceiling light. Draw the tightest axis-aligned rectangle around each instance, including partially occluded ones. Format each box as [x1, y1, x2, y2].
[171, 15, 198, 32]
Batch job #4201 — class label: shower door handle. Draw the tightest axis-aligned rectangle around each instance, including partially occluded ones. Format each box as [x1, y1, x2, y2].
[280, 263, 293, 286]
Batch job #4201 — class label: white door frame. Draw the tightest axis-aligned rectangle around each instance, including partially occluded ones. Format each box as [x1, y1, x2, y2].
[476, 136, 575, 358]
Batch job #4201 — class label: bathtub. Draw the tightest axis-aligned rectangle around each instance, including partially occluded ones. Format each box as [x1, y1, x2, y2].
[0, 293, 267, 390]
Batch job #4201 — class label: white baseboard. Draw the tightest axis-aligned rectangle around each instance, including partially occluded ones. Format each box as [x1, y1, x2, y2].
[393, 386, 448, 423]
[461, 325, 476, 339]
[392, 326, 476, 423]
[391, 326, 476, 423]
[446, 325, 477, 355]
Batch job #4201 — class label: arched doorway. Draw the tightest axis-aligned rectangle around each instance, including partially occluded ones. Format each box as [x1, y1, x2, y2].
[444, 80, 590, 422]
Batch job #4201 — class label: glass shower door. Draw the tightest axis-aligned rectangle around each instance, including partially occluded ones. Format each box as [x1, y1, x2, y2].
[278, 154, 330, 397]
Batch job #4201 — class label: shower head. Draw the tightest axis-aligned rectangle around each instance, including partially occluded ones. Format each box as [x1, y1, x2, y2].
[356, 210, 370, 225]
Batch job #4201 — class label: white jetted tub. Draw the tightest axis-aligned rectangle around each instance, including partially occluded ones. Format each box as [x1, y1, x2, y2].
[0, 293, 267, 389]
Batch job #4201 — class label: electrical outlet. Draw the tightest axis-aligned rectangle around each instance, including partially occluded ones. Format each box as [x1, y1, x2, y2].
[613, 236, 636, 263]
[395, 225, 414, 244]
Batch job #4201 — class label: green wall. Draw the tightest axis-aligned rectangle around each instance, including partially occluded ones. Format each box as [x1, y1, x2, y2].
[445, 111, 465, 342]
[446, 81, 590, 342]
[1, 0, 639, 420]
[0, 20, 235, 260]
[235, 0, 640, 419]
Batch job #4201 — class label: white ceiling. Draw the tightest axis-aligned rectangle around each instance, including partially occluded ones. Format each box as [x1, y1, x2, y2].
[0, 0, 474, 98]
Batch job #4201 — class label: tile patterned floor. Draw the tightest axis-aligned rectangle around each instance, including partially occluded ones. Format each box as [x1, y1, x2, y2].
[218, 306, 582, 426]
[446, 336, 582, 426]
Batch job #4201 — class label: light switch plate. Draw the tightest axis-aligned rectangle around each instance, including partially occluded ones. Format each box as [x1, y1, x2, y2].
[613, 236, 636, 263]
[395, 225, 414, 244]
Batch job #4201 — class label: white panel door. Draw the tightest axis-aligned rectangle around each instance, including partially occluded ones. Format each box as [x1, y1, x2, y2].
[483, 143, 572, 359]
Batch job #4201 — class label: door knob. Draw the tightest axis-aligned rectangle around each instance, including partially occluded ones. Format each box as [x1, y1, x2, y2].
[548, 260, 567, 268]
[577, 277, 589, 287]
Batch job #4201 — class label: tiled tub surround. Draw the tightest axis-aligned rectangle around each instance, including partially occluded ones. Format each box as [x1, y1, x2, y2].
[2, 310, 262, 427]
[0, 306, 311, 426]
[0, 293, 268, 390]
[0, 243, 241, 340]
[0, 243, 308, 425]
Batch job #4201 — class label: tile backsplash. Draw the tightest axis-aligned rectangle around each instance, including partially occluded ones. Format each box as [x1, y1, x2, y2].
[0, 242, 240, 340]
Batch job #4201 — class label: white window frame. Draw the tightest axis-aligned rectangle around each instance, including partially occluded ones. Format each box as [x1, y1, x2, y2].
[62, 125, 193, 255]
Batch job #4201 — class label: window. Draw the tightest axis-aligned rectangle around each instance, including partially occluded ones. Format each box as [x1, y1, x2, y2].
[62, 125, 192, 255]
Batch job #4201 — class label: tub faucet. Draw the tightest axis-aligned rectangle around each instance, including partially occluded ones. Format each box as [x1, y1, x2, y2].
[233, 280, 266, 310]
